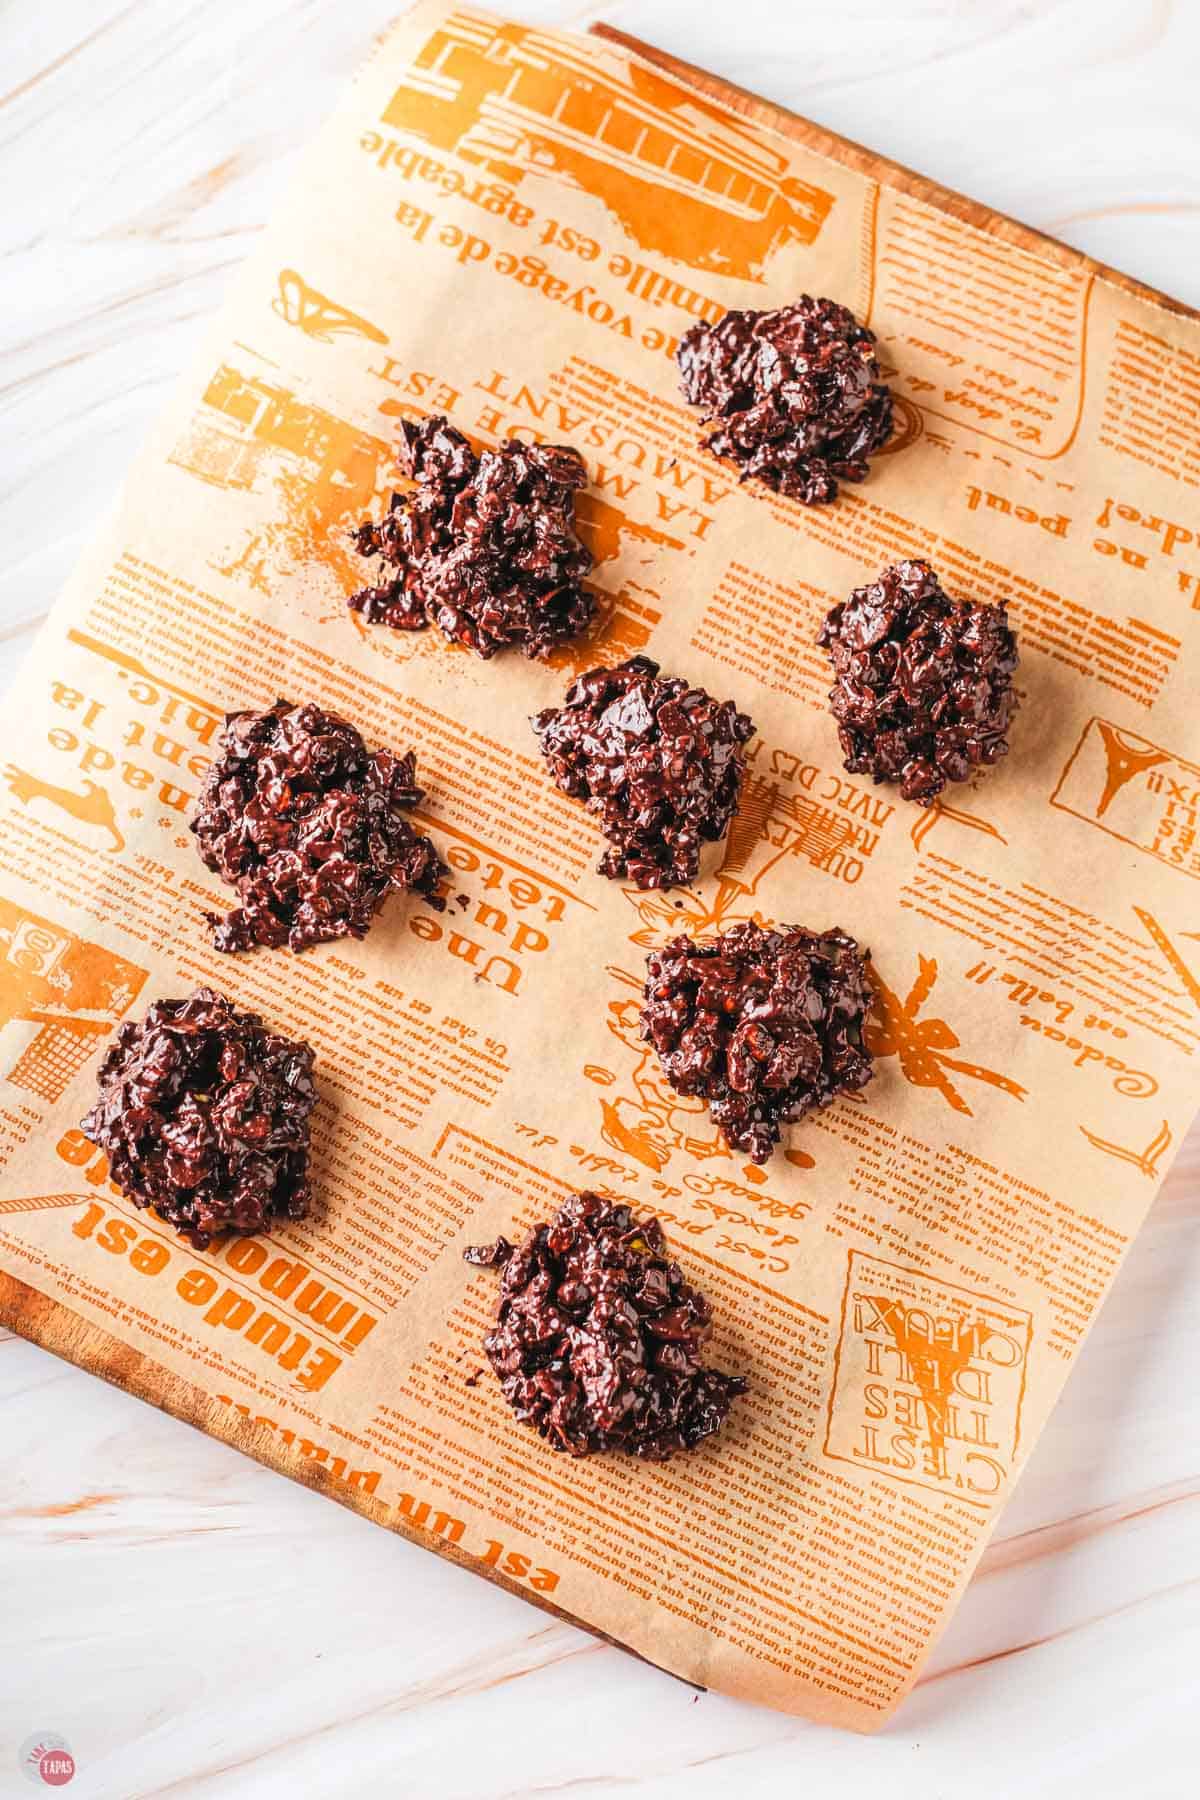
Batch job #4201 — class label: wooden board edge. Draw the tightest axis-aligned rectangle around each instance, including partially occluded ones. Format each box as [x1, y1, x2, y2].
[0, 1267, 647, 1668]
[589, 22, 1200, 326]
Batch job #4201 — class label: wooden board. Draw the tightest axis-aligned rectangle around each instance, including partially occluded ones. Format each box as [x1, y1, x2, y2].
[2, 14, 1196, 1665]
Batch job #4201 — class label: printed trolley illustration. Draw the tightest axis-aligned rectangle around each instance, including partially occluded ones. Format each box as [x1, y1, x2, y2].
[385, 10, 835, 279]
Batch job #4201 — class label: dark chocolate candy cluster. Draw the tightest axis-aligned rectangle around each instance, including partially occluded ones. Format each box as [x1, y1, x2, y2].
[349, 415, 594, 659]
[677, 295, 893, 504]
[191, 699, 445, 954]
[819, 559, 1019, 805]
[81, 987, 315, 1250]
[531, 655, 756, 889]
[464, 1190, 746, 1460]
[641, 922, 873, 1164]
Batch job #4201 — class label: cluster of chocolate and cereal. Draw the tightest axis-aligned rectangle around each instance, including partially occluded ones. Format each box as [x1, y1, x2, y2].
[819, 559, 1019, 804]
[81, 988, 315, 1250]
[464, 1190, 747, 1459]
[350, 416, 594, 659]
[640, 921, 874, 1164]
[677, 295, 893, 504]
[191, 699, 445, 954]
[532, 655, 756, 889]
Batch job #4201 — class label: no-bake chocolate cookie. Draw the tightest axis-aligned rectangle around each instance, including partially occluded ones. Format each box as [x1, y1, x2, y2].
[80, 987, 315, 1250]
[531, 655, 756, 889]
[464, 1190, 747, 1460]
[640, 921, 874, 1164]
[191, 698, 445, 953]
[349, 415, 594, 659]
[677, 295, 893, 504]
[819, 559, 1019, 805]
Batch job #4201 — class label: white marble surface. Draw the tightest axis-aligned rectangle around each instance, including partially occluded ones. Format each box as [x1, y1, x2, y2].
[2, 2, 1199, 1794]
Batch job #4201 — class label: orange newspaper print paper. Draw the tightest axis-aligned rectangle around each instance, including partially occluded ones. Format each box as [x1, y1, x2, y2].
[0, 0, 1198, 1731]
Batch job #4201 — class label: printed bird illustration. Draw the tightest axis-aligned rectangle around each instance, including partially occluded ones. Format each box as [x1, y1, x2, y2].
[1079, 1117, 1172, 1179]
[910, 795, 1007, 852]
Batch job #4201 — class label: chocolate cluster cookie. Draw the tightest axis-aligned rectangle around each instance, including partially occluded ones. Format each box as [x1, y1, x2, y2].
[819, 559, 1019, 805]
[191, 699, 445, 953]
[81, 988, 316, 1250]
[464, 1190, 746, 1460]
[349, 415, 594, 659]
[531, 655, 756, 889]
[641, 922, 874, 1163]
[677, 295, 893, 504]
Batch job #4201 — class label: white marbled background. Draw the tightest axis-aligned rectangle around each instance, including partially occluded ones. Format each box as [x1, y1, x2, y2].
[1, 2, 1198, 1795]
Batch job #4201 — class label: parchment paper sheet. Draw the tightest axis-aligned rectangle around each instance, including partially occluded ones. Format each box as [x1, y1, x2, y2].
[1, 2, 1198, 1728]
